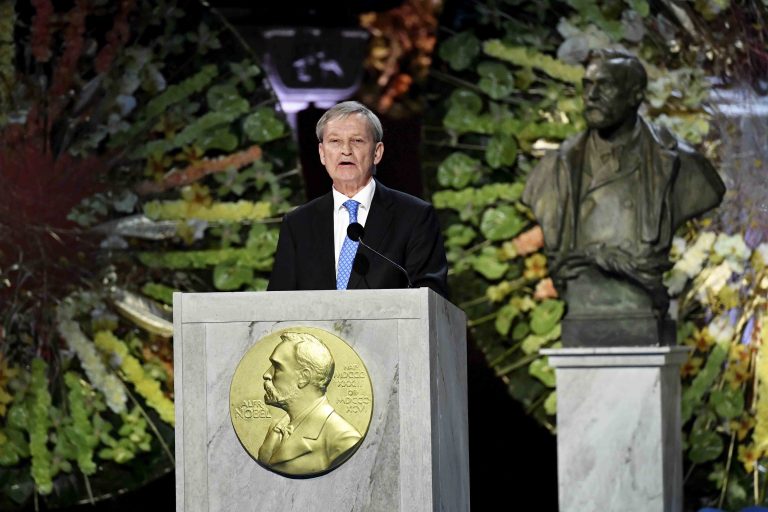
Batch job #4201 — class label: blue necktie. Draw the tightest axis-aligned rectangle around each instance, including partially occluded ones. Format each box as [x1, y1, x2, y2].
[336, 200, 360, 290]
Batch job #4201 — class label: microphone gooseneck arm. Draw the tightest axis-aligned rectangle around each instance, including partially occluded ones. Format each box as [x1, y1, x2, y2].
[347, 223, 412, 288]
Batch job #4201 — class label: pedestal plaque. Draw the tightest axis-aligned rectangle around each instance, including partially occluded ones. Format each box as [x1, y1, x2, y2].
[541, 347, 689, 512]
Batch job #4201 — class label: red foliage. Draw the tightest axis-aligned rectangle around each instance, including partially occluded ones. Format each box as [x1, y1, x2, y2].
[0, 125, 106, 307]
[49, 0, 89, 100]
[95, 0, 136, 74]
[30, 0, 54, 63]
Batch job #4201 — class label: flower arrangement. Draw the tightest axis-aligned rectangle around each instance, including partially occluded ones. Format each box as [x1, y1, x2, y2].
[0, 1, 300, 508]
[427, 0, 768, 508]
[669, 228, 768, 507]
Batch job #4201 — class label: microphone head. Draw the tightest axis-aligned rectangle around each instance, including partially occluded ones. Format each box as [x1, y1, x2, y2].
[347, 222, 365, 242]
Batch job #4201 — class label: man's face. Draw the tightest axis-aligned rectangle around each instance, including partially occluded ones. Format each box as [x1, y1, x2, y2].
[318, 114, 383, 194]
[582, 61, 641, 130]
[263, 342, 302, 409]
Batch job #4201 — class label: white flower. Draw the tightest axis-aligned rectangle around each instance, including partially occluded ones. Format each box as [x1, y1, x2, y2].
[56, 304, 127, 414]
[670, 236, 687, 261]
[709, 314, 735, 343]
[755, 242, 768, 266]
[695, 261, 733, 303]
[713, 233, 750, 273]
[672, 231, 717, 279]
[692, 231, 717, 253]
[664, 268, 689, 295]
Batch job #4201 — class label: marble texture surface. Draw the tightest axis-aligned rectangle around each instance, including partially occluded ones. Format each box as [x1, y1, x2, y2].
[173, 289, 468, 512]
[542, 347, 689, 512]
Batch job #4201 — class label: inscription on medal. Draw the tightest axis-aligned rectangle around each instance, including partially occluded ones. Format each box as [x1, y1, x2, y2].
[231, 399, 272, 420]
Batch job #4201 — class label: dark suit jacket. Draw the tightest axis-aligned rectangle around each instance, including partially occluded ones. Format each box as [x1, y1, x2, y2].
[268, 181, 449, 297]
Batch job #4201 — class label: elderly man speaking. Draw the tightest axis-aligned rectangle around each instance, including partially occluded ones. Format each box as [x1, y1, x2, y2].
[268, 101, 448, 297]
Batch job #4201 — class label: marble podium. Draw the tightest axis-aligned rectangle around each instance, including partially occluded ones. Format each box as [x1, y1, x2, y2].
[172, 288, 469, 512]
[541, 347, 689, 512]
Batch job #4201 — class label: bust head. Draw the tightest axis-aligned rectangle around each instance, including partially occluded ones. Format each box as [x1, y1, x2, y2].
[582, 50, 647, 131]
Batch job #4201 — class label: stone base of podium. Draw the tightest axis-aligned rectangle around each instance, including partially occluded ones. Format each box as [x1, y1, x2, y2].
[173, 289, 469, 512]
[541, 346, 689, 512]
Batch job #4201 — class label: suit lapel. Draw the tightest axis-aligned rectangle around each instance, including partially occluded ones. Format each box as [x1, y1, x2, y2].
[347, 180, 394, 290]
[639, 118, 677, 243]
[562, 132, 587, 251]
[312, 193, 337, 289]
[268, 398, 334, 465]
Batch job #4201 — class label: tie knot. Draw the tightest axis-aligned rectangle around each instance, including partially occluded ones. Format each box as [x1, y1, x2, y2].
[343, 200, 360, 223]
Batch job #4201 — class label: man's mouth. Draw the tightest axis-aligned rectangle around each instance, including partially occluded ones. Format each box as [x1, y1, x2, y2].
[339, 161, 356, 167]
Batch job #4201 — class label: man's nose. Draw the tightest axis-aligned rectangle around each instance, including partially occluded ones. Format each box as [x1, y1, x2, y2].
[263, 367, 273, 380]
[340, 140, 353, 154]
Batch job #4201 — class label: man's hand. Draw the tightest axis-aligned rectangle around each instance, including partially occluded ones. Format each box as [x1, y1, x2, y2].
[550, 252, 592, 281]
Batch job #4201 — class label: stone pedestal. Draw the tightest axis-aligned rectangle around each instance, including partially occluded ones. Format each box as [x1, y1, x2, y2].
[541, 347, 689, 512]
[173, 288, 468, 512]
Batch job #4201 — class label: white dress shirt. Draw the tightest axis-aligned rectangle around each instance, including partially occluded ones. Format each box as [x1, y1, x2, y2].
[332, 179, 376, 277]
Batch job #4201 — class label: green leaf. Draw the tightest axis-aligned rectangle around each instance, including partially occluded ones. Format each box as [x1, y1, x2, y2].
[521, 325, 561, 354]
[480, 205, 526, 241]
[200, 128, 238, 152]
[477, 61, 516, 99]
[439, 31, 480, 71]
[206, 84, 242, 111]
[213, 264, 254, 291]
[529, 357, 555, 387]
[448, 89, 483, 113]
[445, 224, 476, 248]
[495, 303, 520, 336]
[530, 300, 565, 335]
[625, 0, 650, 16]
[681, 340, 729, 422]
[512, 321, 530, 341]
[243, 107, 285, 143]
[688, 430, 724, 463]
[245, 225, 280, 259]
[485, 136, 518, 169]
[543, 391, 557, 415]
[6, 403, 28, 430]
[677, 321, 696, 345]
[483, 40, 584, 84]
[471, 247, 509, 280]
[145, 65, 218, 119]
[141, 283, 176, 305]
[691, 408, 717, 434]
[709, 388, 744, 420]
[443, 108, 494, 135]
[437, 152, 483, 189]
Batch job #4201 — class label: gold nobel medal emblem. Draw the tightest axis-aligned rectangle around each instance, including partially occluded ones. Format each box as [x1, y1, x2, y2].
[229, 327, 373, 478]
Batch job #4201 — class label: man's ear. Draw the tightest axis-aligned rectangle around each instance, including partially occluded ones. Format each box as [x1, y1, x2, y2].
[318, 143, 326, 166]
[373, 141, 384, 165]
[633, 86, 645, 107]
[297, 368, 311, 388]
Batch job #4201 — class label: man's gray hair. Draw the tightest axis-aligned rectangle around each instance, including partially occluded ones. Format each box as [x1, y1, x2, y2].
[586, 49, 647, 97]
[316, 101, 384, 143]
[280, 332, 335, 392]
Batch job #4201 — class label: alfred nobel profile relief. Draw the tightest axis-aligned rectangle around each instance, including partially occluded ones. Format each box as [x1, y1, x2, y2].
[522, 49, 725, 346]
[257, 332, 362, 476]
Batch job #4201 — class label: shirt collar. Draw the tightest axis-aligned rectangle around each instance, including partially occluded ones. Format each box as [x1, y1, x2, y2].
[589, 117, 641, 155]
[332, 178, 376, 212]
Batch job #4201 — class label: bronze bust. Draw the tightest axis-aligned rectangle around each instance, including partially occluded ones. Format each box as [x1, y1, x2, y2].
[522, 50, 725, 346]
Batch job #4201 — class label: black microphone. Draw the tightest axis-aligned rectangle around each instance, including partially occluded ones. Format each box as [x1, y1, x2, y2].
[347, 222, 412, 288]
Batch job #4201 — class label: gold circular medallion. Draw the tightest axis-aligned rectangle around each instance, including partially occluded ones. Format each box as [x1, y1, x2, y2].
[229, 326, 373, 478]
